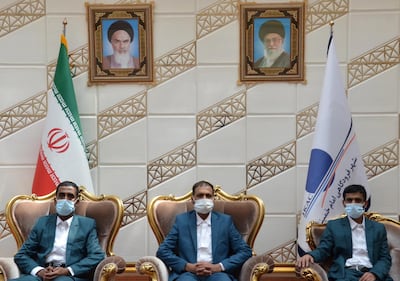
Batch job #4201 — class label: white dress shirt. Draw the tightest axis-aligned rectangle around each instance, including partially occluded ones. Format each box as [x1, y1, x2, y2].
[196, 213, 212, 263]
[345, 216, 373, 269]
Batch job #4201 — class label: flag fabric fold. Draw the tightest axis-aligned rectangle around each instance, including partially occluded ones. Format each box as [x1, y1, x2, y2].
[32, 35, 94, 195]
[297, 36, 369, 255]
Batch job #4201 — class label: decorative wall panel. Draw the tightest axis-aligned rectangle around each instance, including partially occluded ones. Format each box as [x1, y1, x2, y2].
[147, 141, 197, 188]
[196, 0, 238, 39]
[0, 92, 46, 139]
[347, 37, 400, 88]
[97, 91, 147, 139]
[0, 0, 45, 38]
[246, 142, 296, 189]
[197, 90, 246, 139]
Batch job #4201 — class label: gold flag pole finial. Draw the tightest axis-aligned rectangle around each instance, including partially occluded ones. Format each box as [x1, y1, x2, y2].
[329, 21, 334, 35]
[63, 18, 68, 36]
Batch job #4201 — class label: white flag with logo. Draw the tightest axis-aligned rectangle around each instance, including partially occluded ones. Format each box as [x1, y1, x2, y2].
[297, 37, 369, 254]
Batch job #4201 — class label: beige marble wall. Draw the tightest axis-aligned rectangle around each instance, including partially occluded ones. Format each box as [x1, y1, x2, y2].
[0, 0, 399, 263]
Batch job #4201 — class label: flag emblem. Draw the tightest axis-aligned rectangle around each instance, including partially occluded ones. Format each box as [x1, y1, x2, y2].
[47, 128, 70, 153]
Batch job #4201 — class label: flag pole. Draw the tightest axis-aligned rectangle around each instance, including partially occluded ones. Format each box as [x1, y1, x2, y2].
[63, 18, 67, 36]
[327, 21, 334, 55]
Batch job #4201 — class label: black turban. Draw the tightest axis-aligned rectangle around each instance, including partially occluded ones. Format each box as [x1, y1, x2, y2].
[107, 20, 134, 42]
[258, 20, 285, 41]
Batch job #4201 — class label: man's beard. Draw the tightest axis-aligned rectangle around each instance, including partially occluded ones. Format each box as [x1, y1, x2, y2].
[114, 51, 131, 68]
[265, 48, 283, 61]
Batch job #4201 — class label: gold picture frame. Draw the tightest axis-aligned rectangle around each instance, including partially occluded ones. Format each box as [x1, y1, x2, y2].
[239, 2, 305, 82]
[87, 3, 153, 84]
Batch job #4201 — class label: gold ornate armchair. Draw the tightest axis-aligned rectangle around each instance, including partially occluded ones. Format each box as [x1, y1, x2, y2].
[136, 186, 274, 281]
[0, 187, 126, 281]
[298, 213, 400, 281]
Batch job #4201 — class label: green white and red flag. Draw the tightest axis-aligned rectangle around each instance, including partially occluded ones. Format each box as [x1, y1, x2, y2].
[32, 35, 93, 195]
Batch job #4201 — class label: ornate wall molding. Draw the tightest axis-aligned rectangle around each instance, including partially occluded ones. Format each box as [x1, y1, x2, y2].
[154, 41, 196, 84]
[97, 91, 147, 139]
[305, 0, 349, 33]
[0, 0, 45, 38]
[197, 90, 246, 139]
[0, 212, 9, 240]
[246, 141, 296, 189]
[363, 140, 398, 179]
[147, 141, 197, 188]
[196, 0, 238, 39]
[0, 92, 46, 140]
[265, 239, 297, 264]
[348, 37, 400, 88]
[121, 190, 147, 226]
[296, 103, 318, 139]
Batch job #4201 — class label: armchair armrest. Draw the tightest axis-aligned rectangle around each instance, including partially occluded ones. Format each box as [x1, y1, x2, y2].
[239, 254, 274, 281]
[93, 255, 126, 281]
[136, 256, 169, 281]
[296, 263, 328, 281]
[0, 257, 20, 281]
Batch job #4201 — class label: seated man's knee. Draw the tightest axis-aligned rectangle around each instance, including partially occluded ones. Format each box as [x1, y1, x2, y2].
[176, 272, 198, 281]
[208, 272, 232, 281]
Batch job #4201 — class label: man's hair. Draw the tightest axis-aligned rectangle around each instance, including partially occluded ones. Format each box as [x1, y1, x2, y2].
[259, 20, 285, 41]
[343, 184, 367, 201]
[192, 180, 214, 195]
[108, 20, 134, 42]
[56, 181, 79, 197]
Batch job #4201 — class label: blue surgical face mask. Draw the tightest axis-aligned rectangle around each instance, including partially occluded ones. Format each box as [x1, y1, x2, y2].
[345, 203, 364, 219]
[56, 199, 75, 216]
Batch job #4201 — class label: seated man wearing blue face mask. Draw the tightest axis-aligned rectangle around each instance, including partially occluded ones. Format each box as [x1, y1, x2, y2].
[11, 181, 105, 281]
[156, 180, 253, 281]
[296, 184, 392, 281]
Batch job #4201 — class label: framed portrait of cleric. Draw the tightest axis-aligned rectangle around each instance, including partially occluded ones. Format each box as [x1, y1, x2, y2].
[87, 4, 153, 84]
[239, 2, 305, 82]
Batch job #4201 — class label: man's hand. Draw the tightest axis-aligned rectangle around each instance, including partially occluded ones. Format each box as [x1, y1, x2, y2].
[359, 272, 376, 281]
[37, 266, 70, 280]
[185, 262, 222, 276]
[296, 254, 314, 268]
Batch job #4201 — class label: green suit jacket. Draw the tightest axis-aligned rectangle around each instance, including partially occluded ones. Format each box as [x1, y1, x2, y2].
[14, 214, 105, 278]
[308, 216, 392, 281]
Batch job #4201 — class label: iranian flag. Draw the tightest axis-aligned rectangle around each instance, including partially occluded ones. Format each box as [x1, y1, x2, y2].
[32, 35, 94, 195]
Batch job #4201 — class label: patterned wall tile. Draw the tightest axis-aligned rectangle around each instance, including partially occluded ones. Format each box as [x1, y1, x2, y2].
[0, 212, 9, 239]
[246, 141, 296, 189]
[196, 0, 238, 39]
[0, 0, 45, 38]
[197, 90, 246, 139]
[121, 190, 147, 226]
[97, 91, 147, 139]
[154, 41, 196, 84]
[296, 103, 318, 139]
[363, 140, 399, 179]
[347, 37, 400, 88]
[147, 141, 197, 188]
[0, 92, 46, 140]
[265, 239, 297, 264]
[306, 0, 349, 33]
